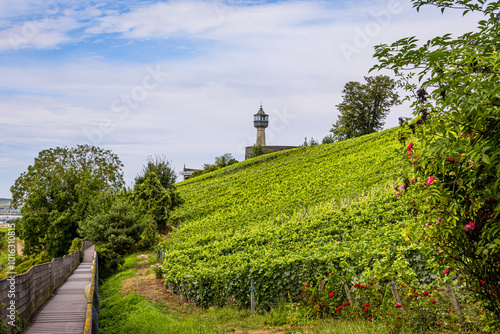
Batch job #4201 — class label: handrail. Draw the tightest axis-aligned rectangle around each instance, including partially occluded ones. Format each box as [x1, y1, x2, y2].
[0, 242, 88, 333]
[83, 250, 99, 334]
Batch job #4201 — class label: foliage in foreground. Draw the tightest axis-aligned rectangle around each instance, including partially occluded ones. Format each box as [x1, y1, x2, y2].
[373, 0, 500, 319]
[290, 274, 498, 333]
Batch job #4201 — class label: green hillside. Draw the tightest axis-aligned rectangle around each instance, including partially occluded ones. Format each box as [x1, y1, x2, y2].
[159, 129, 433, 308]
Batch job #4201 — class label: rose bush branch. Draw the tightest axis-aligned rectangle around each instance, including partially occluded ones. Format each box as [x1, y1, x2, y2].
[372, 0, 500, 321]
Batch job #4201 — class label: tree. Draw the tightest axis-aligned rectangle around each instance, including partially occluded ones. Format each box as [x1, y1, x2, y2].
[372, 0, 500, 319]
[330, 75, 401, 141]
[132, 155, 182, 231]
[10, 145, 124, 257]
[322, 134, 335, 144]
[250, 145, 264, 158]
[135, 155, 176, 190]
[191, 153, 239, 178]
[301, 137, 319, 147]
[215, 153, 238, 168]
[79, 199, 149, 272]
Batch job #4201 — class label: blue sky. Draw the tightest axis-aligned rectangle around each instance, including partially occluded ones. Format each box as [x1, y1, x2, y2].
[0, 0, 482, 198]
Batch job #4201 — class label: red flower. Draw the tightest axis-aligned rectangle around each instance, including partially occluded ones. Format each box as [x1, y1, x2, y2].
[369, 282, 374, 285]
[343, 302, 350, 306]
[329, 292, 335, 297]
[407, 142, 413, 150]
[360, 285, 366, 289]
[422, 291, 429, 296]
[395, 303, 402, 308]
[365, 303, 370, 307]
[426, 177, 437, 185]
[303, 283, 309, 287]
[335, 306, 342, 312]
[464, 222, 475, 230]
[364, 308, 368, 313]
[368, 317, 372, 322]
[430, 299, 437, 304]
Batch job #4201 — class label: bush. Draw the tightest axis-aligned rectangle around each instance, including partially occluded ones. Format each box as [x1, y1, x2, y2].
[373, 0, 500, 320]
[79, 199, 150, 272]
[68, 237, 83, 254]
[14, 252, 51, 275]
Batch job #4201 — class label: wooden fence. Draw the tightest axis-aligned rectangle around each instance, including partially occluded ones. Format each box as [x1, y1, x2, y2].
[0, 241, 93, 333]
[84, 249, 99, 334]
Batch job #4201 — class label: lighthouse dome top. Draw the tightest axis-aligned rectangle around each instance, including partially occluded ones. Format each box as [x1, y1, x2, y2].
[253, 104, 269, 128]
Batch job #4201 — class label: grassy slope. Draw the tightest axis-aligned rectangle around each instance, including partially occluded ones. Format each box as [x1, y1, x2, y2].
[160, 129, 429, 307]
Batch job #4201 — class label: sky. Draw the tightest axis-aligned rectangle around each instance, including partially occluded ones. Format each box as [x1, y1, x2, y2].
[0, 0, 483, 198]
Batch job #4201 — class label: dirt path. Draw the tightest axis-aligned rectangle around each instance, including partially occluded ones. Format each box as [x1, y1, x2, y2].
[121, 254, 189, 309]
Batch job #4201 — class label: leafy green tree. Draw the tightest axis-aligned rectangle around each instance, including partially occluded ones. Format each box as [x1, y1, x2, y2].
[373, 0, 500, 319]
[322, 134, 335, 144]
[189, 154, 239, 179]
[135, 155, 176, 190]
[79, 199, 149, 271]
[330, 75, 401, 141]
[250, 145, 264, 158]
[215, 153, 238, 168]
[10, 145, 124, 257]
[132, 156, 182, 231]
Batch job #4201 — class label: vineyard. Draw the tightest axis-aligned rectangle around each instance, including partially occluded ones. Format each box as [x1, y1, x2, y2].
[158, 129, 442, 309]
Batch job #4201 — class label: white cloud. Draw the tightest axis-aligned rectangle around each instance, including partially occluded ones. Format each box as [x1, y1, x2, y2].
[0, 0, 486, 197]
[0, 3, 104, 51]
[86, 1, 222, 38]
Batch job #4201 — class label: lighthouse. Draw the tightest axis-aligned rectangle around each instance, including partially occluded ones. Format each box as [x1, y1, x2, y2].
[253, 103, 269, 146]
[245, 103, 297, 160]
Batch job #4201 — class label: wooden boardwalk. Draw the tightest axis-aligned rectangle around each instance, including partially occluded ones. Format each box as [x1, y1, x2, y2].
[23, 245, 95, 334]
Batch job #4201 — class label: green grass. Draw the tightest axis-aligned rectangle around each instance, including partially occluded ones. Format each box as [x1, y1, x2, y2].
[314, 319, 389, 334]
[100, 253, 397, 334]
[99, 253, 273, 334]
[0, 229, 8, 264]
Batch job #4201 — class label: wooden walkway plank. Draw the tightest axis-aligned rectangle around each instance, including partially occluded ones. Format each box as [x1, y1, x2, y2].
[23, 245, 95, 334]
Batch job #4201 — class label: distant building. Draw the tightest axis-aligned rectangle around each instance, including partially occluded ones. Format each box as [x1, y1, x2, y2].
[179, 165, 201, 181]
[0, 216, 21, 224]
[245, 104, 298, 160]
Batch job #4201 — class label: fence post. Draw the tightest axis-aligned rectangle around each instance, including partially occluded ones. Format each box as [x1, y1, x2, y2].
[342, 278, 353, 306]
[178, 284, 182, 299]
[389, 281, 404, 311]
[250, 279, 256, 315]
[446, 285, 464, 325]
[182, 280, 190, 303]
